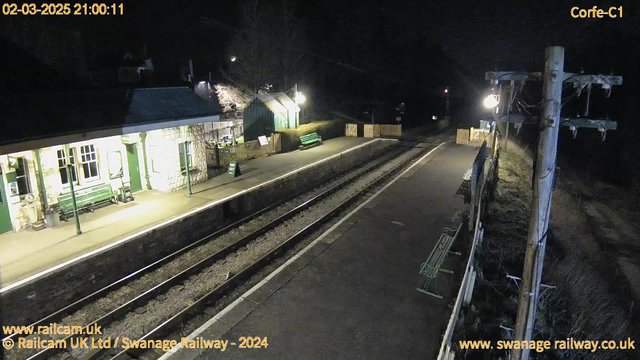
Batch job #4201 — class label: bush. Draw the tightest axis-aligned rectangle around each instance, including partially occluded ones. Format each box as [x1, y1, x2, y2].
[277, 119, 347, 152]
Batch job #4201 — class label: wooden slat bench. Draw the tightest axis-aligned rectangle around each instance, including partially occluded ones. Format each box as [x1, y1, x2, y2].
[299, 132, 322, 149]
[58, 183, 117, 221]
[417, 222, 463, 299]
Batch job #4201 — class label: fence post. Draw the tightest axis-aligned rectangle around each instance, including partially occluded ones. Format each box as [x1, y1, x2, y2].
[215, 144, 220, 168]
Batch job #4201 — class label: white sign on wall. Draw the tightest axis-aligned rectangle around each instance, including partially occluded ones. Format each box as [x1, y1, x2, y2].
[8, 182, 18, 196]
[258, 136, 269, 146]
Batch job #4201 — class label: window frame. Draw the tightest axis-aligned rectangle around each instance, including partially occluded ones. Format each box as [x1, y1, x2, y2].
[178, 141, 193, 172]
[57, 148, 79, 186]
[15, 157, 32, 198]
[80, 144, 100, 181]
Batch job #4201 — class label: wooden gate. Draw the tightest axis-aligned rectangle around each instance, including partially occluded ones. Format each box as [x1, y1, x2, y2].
[345, 123, 358, 137]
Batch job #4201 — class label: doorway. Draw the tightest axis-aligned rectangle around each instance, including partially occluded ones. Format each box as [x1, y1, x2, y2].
[125, 144, 143, 193]
[0, 172, 13, 234]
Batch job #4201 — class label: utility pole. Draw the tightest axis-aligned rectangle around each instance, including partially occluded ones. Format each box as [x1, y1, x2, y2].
[512, 46, 564, 360]
[505, 80, 514, 150]
[485, 47, 623, 360]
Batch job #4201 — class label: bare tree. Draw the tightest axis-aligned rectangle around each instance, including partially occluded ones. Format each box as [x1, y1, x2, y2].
[224, 0, 308, 93]
[276, 0, 307, 91]
[214, 83, 252, 113]
[224, 0, 278, 94]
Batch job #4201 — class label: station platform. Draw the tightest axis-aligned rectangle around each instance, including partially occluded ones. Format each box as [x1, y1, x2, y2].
[0, 137, 383, 289]
[166, 143, 478, 360]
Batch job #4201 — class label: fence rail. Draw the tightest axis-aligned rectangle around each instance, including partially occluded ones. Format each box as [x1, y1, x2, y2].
[206, 135, 281, 171]
[438, 125, 500, 360]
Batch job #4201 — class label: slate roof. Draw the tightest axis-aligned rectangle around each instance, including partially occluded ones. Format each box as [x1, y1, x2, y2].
[0, 87, 222, 146]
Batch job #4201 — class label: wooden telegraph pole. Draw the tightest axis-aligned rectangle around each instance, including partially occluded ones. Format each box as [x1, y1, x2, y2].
[485, 47, 622, 360]
[512, 46, 564, 360]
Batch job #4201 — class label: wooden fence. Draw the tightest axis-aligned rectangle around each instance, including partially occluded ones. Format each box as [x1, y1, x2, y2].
[346, 123, 401, 138]
[438, 127, 500, 359]
[456, 129, 470, 145]
[364, 124, 381, 138]
[206, 134, 281, 177]
[380, 124, 402, 136]
[456, 128, 494, 146]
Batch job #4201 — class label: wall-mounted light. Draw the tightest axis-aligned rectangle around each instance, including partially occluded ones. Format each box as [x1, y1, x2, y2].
[483, 94, 499, 109]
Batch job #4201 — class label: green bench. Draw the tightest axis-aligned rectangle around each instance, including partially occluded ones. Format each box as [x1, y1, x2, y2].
[58, 183, 117, 221]
[417, 223, 463, 299]
[299, 132, 322, 149]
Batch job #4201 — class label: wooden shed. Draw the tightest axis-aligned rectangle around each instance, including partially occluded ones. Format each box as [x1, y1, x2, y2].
[242, 93, 300, 141]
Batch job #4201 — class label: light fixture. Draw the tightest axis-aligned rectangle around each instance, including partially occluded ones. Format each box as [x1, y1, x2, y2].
[483, 95, 499, 109]
[295, 92, 306, 104]
[230, 56, 237, 62]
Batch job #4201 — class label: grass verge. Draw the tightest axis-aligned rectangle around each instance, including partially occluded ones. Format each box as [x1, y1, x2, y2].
[452, 148, 635, 360]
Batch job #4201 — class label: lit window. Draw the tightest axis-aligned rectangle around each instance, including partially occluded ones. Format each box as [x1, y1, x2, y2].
[80, 144, 100, 180]
[15, 157, 31, 196]
[57, 148, 78, 185]
[179, 142, 192, 172]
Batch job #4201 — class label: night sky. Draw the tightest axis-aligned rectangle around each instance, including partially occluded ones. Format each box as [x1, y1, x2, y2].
[118, 0, 639, 74]
[2, 1, 638, 86]
[1, 0, 639, 104]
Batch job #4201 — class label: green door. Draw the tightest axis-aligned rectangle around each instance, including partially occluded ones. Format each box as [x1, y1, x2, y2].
[0, 173, 13, 234]
[126, 144, 143, 193]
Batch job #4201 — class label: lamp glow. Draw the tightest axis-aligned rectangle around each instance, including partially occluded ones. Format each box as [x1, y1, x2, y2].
[230, 56, 237, 62]
[295, 93, 306, 104]
[483, 95, 499, 109]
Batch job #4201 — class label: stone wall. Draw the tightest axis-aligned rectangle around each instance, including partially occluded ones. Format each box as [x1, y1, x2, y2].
[1, 139, 392, 326]
[146, 125, 207, 192]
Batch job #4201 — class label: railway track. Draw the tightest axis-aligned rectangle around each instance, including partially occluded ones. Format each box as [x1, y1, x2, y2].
[6, 139, 441, 360]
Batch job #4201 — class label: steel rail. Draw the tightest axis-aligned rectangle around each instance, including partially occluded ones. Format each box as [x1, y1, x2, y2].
[110, 142, 433, 360]
[3, 141, 406, 346]
[22, 142, 417, 360]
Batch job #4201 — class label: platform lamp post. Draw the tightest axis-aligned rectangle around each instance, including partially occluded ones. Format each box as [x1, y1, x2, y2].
[444, 87, 450, 118]
[64, 144, 82, 235]
[182, 126, 192, 196]
[294, 83, 306, 126]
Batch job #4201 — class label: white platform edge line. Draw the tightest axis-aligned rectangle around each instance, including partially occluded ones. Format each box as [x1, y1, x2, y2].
[159, 141, 447, 359]
[1, 138, 397, 293]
